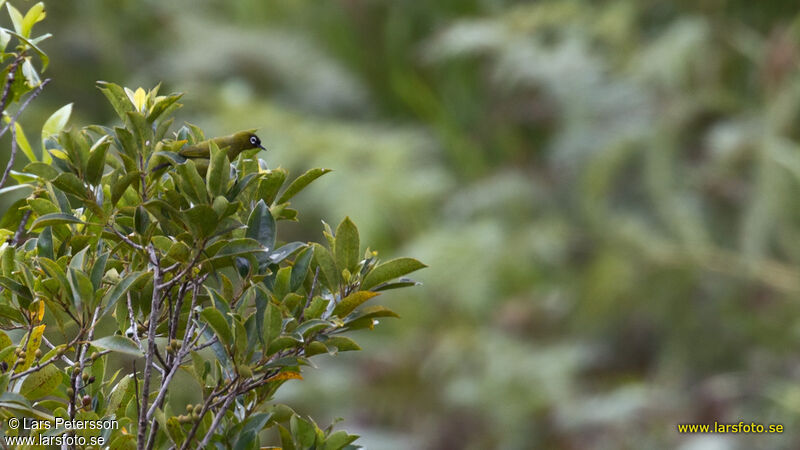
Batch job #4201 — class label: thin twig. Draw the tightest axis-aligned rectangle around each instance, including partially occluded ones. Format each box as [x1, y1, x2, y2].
[197, 390, 237, 448]
[0, 116, 18, 189]
[178, 384, 229, 450]
[107, 226, 145, 252]
[148, 279, 205, 420]
[10, 334, 84, 381]
[0, 78, 51, 189]
[10, 210, 31, 246]
[137, 245, 161, 450]
[168, 282, 189, 345]
[0, 55, 23, 118]
[69, 306, 101, 421]
[133, 361, 140, 424]
[0, 78, 51, 142]
[157, 246, 205, 290]
[191, 334, 217, 352]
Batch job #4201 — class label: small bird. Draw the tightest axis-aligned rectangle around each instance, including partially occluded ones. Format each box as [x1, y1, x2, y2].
[151, 130, 266, 175]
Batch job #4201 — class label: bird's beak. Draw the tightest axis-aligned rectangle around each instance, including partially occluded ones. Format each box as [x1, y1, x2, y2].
[259, 144, 267, 151]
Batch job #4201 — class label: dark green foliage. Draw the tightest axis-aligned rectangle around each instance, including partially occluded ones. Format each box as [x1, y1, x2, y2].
[0, 3, 424, 446]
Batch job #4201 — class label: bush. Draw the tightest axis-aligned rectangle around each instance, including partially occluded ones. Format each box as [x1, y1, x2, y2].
[0, 3, 424, 448]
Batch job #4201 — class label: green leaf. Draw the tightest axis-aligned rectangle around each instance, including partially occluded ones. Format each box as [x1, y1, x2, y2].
[176, 160, 208, 204]
[86, 136, 110, 185]
[312, 243, 339, 292]
[21, 2, 45, 38]
[14, 122, 35, 163]
[332, 291, 380, 317]
[164, 416, 186, 445]
[147, 93, 183, 122]
[246, 200, 276, 251]
[38, 258, 67, 292]
[111, 171, 140, 206]
[96, 82, 132, 122]
[323, 431, 359, 450]
[134, 205, 150, 235]
[69, 245, 89, 270]
[0, 335, 15, 367]
[17, 325, 45, 371]
[0, 197, 27, 232]
[6, 29, 49, 71]
[125, 111, 149, 150]
[277, 168, 331, 204]
[0, 184, 32, 199]
[103, 271, 148, 313]
[52, 173, 87, 198]
[267, 335, 303, 355]
[290, 247, 312, 292]
[206, 140, 229, 197]
[334, 217, 359, 273]
[0, 276, 31, 302]
[372, 278, 420, 291]
[23, 161, 58, 180]
[256, 169, 287, 204]
[30, 213, 83, 229]
[269, 242, 306, 265]
[0, 373, 8, 396]
[323, 336, 361, 352]
[210, 238, 265, 262]
[105, 375, 133, 414]
[240, 413, 273, 442]
[21, 57, 40, 87]
[343, 305, 400, 330]
[90, 252, 108, 290]
[303, 296, 328, 320]
[264, 356, 308, 369]
[41, 103, 72, 143]
[361, 258, 427, 291]
[67, 267, 94, 309]
[233, 318, 247, 362]
[6, 3, 23, 35]
[90, 336, 142, 357]
[291, 416, 317, 450]
[233, 431, 256, 450]
[263, 301, 282, 348]
[200, 308, 233, 347]
[296, 319, 330, 338]
[305, 341, 328, 357]
[181, 205, 218, 238]
[114, 127, 138, 162]
[19, 363, 60, 400]
[0, 400, 54, 421]
[61, 129, 89, 175]
[36, 226, 53, 259]
[278, 424, 296, 450]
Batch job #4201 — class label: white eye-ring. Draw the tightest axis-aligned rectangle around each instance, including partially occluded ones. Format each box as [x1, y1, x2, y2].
[250, 136, 258, 144]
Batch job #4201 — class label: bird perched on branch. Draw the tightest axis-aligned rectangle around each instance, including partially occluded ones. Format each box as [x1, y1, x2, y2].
[150, 130, 266, 175]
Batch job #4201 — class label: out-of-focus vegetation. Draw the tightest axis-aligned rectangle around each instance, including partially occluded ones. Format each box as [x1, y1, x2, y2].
[4, 0, 800, 448]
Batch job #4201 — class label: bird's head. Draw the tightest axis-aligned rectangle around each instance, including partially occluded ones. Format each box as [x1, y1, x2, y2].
[238, 130, 266, 151]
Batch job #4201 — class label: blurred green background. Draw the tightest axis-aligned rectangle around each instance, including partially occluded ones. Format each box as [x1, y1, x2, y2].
[4, 0, 800, 448]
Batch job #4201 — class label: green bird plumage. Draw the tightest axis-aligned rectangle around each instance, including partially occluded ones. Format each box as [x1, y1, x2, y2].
[151, 130, 266, 175]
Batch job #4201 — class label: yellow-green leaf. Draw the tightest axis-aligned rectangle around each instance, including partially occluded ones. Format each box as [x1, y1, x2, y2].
[16, 324, 45, 372]
[200, 307, 232, 347]
[361, 258, 427, 291]
[334, 217, 359, 273]
[312, 243, 339, 293]
[20, 363, 60, 400]
[332, 291, 379, 317]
